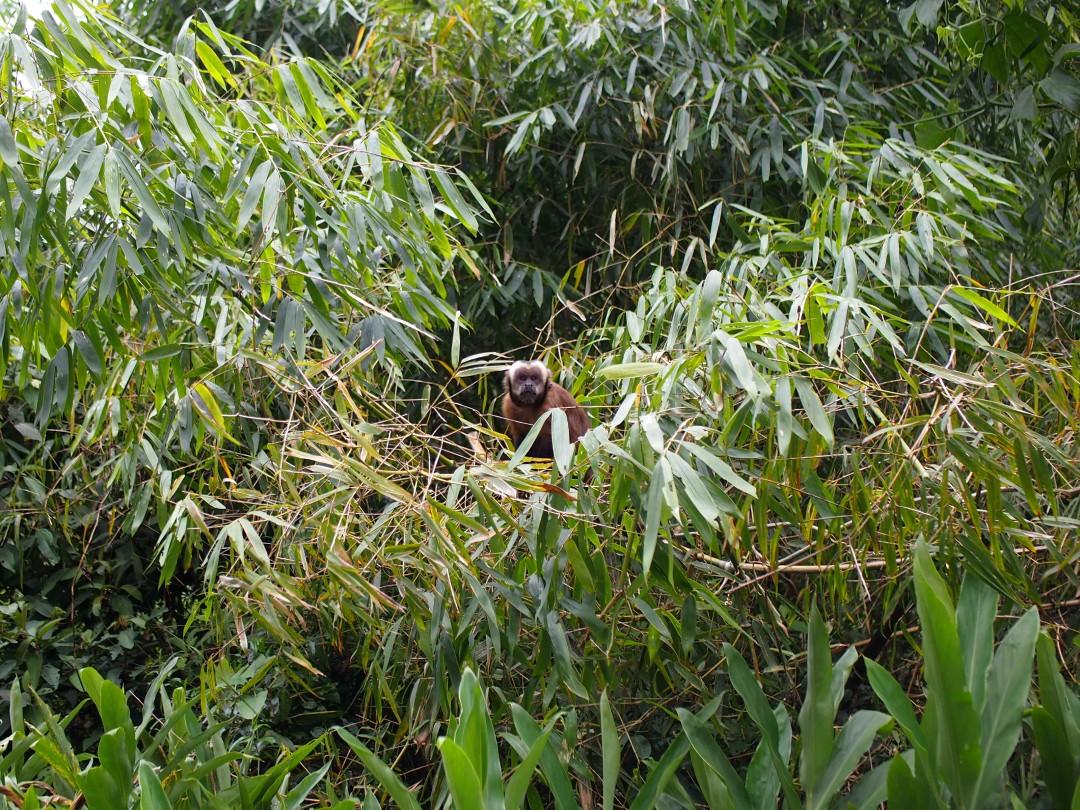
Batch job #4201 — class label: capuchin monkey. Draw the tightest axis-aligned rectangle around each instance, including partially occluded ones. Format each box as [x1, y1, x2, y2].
[501, 360, 590, 460]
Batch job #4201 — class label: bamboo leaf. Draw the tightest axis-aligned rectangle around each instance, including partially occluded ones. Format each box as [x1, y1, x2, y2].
[65, 143, 106, 220]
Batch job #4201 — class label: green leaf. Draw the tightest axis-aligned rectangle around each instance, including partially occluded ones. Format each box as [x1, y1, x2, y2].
[195, 40, 237, 89]
[844, 759, 890, 810]
[79, 669, 135, 754]
[550, 407, 572, 475]
[509, 705, 577, 810]
[1037, 633, 1080, 755]
[793, 377, 833, 446]
[80, 729, 133, 810]
[810, 711, 892, 809]
[115, 150, 172, 237]
[1010, 86, 1037, 121]
[454, 668, 502, 803]
[335, 728, 421, 810]
[1030, 707, 1078, 810]
[191, 383, 230, 439]
[140, 344, 183, 362]
[438, 738, 488, 810]
[72, 330, 104, 377]
[916, 0, 943, 27]
[1041, 70, 1080, 112]
[236, 158, 273, 233]
[628, 732, 690, 810]
[600, 691, 620, 810]
[65, 142, 106, 220]
[950, 287, 1017, 327]
[543, 610, 588, 698]
[597, 361, 666, 379]
[678, 709, 753, 810]
[725, 645, 801, 806]
[642, 457, 668, 576]
[504, 726, 550, 810]
[956, 576, 997, 713]
[680, 595, 697, 658]
[718, 331, 758, 396]
[885, 753, 935, 810]
[913, 541, 983, 806]
[138, 761, 171, 810]
[799, 604, 835, 803]
[683, 443, 756, 496]
[865, 659, 929, 756]
[973, 607, 1038, 807]
[746, 705, 790, 809]
[0, 115, 19, 166]
[431, 167, 479, 233]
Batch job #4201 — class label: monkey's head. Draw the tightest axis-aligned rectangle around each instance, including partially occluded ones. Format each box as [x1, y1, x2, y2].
[505, 360, 551, 407]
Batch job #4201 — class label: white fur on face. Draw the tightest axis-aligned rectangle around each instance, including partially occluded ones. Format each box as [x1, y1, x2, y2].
[507, 360, 549, 380]
[506, 360, 551, 404]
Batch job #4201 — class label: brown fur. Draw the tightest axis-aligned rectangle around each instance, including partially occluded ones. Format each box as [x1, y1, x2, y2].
[501, 360, 590, 459]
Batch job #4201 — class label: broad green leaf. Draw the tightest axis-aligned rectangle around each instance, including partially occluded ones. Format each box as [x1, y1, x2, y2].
[431, 167, 479, 232]
[191, 383, 230, 438]
[683, 443, 756, 496]
[725, 645, 801, 807]
[335, 728, 421, 810]
[973, 607, 1038, 807]
[913, 541, 983, 806]
[809, 711, 892, 810]
[864, 659, 928, 755]
[195, 40, 237, 89]
[600, 691, 620, 810]
[718, 331, 758, 396]
[1037, 633, 1080, 754]
[642, 457, 667, 576]
[776, 376, 793, 455]
[504, 726, 550, 810]
[1040, 70, 1080, 111]
[799, 604, 835, 800]
[115, 151, 172, 236]
[138, 761, 171, 810]
[454, 668, 502, 803]
[1030, 707, 1078, 810]
[438, 738, 488, 810]
[956, 575, 997, 713]
[843, 760, 890, 810]
[80, 729, 133, 810]
[0, 115, 18, 166]
[746, 704, 790, 810]
[678, 709, 753, 810]
[140, 344, 183, 362]
[509, 706, 577, 810]
[628, 732, 690, 810]
[72, 330, 104, 376]
[79, 669, 135, 754]
[543, 610, 588, 698]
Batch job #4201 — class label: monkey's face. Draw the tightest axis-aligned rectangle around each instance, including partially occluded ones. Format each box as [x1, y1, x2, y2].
[506, 361, 549, 407]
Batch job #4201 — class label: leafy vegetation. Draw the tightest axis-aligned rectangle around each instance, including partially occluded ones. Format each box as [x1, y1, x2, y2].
[1, 0, 1078, 807]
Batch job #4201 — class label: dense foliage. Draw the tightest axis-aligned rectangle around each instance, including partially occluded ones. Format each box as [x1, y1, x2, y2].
[1, 0, 1078, 807]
